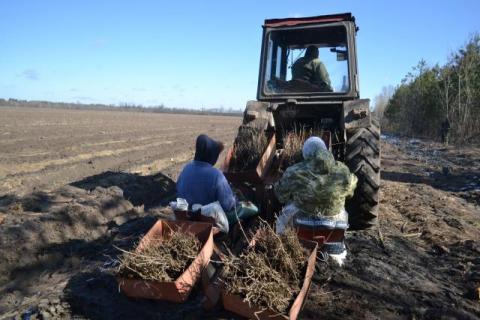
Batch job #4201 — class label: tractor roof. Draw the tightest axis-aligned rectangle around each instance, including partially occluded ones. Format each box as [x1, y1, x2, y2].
[263, 13, 354, 28]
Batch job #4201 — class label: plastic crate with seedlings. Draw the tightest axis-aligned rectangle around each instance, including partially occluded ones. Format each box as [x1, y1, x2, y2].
[117, 230, 200, 282]
[221, 223, 317, 320]
[116, 220, 214, 303]
[223, 125, 276, 184]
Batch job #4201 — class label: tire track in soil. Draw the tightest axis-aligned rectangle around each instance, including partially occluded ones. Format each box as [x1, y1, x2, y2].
[0, 127, 200, 158]
[0, 128, 237, 195]
[1, 140, 175, 176]
[0, 107, 236, 147]
[127, 131, 235, 178]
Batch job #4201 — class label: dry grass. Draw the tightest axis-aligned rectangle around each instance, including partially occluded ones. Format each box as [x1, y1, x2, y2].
[230, 125, 268, 172]
[116, 230, 200, 282]
[222, 224, 307, 314]
[8, 202, 23, 213]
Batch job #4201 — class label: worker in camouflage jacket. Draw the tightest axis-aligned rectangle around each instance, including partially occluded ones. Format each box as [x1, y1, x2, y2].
[274, 137, 357, 218]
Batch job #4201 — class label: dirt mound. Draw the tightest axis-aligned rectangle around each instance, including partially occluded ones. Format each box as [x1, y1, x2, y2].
[0, 184, 163, 317]
[71, 171, 177, 209]
[0, 186, 134, 285]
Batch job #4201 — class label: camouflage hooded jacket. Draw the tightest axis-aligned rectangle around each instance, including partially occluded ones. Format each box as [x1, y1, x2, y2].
[274, 148, 357, 217]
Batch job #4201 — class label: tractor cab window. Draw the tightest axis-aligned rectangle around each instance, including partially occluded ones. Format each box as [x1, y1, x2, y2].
[263, 25, 350, 95]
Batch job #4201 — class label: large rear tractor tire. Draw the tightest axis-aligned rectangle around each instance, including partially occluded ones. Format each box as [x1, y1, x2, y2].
[345, 119, 381, 230]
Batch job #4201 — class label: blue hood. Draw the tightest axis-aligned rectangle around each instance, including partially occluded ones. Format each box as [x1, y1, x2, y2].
[194, 134, 223, 165]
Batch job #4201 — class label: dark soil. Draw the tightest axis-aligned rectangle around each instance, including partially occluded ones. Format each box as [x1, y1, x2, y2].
[0, 135, 479, 319]
[302, 137, 480, 320]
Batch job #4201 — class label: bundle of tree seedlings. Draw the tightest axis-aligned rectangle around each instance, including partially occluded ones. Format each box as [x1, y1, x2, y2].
[116, 230, 200, 282]
[282, 125, 323, 169]
[230, 125, 268, 172]
[222, 225, 308, 314]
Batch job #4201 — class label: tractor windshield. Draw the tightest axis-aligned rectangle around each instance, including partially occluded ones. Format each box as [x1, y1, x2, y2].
[262, 24, 350, 96]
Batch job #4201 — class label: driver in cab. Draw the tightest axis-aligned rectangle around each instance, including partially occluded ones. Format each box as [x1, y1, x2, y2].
[292, 45, 333, 92]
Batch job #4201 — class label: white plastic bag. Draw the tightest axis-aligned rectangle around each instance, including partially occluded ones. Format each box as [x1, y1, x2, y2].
[201, 201, 229, 233]
[169, 198, 189, 211]
[330, 251, 347, 267]
[276, 203, 300, 234]
[192, 204, 202, 212]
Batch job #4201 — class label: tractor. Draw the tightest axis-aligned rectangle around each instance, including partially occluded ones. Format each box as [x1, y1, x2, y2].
[226, 13, 380, 230]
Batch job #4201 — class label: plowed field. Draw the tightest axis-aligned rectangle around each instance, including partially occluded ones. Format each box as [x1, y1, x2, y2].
[0, 106, 240, 195]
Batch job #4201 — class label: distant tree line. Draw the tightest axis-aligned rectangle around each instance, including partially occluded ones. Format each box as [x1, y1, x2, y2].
[377, 34, 480, 144]
[0, 99, 243, 117]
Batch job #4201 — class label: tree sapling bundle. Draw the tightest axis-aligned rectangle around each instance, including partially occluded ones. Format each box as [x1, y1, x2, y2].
[282, 125, 323, 169]
[230, 125, 268, 172]
[222, 225, 308, 314]
[116, 230, 201, 282]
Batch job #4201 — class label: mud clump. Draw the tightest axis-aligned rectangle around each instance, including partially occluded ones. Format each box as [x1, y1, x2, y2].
[117, 230, 200, 281]
[223, 226, 307, 314]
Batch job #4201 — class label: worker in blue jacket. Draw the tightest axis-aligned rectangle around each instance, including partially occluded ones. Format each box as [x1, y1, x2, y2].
[176, 134, 236, 213]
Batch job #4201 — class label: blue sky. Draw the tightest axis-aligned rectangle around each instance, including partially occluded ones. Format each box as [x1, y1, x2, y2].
[0, 0, 479, 109]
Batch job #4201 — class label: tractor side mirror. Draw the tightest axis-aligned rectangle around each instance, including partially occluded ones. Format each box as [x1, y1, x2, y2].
[337, 51, 347, 61]
[330, 48, 347, 61]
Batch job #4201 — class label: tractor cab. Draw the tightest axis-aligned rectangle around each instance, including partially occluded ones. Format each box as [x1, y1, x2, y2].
[258, 13, 359, 101]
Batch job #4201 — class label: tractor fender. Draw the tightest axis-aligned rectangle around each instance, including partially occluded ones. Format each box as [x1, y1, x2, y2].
[243, 100, 274, 130]
[343, 99, 371, 132]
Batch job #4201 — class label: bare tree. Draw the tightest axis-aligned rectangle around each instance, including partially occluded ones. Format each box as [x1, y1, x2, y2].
[372, 85, 395, 123]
